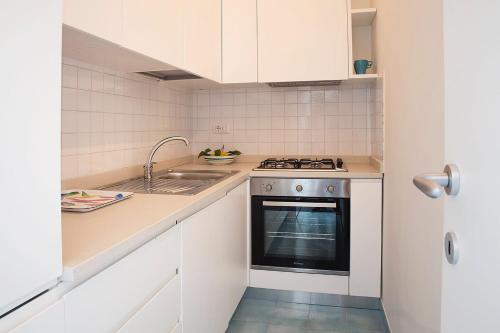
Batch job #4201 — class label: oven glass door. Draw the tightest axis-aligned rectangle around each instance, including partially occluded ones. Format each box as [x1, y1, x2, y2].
[252, 196, 350, 274]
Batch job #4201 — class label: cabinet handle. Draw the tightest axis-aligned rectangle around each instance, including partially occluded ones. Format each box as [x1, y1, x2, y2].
[263, 201, 336, 208]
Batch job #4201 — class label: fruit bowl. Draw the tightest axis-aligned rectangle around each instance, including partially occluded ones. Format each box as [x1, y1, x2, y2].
[203, 155, 236, 165]
[198, 146, 242, 165]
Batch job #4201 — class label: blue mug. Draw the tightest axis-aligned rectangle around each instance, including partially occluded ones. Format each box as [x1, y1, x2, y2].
[354, 60, 373, 74]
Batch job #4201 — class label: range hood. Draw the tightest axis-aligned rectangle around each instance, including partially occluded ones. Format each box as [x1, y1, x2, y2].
[267, 80, 342, 88]
[136, 70, 201, 81]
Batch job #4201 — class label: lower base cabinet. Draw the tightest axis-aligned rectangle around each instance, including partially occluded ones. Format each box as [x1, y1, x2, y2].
[8, 300, 65, 333]
[181, 181, 248, 333]
[349, 179, 382, 298]
[6, 180, 249, 333]
[63, 225, 180, 333]
[117, 275, 181, 333]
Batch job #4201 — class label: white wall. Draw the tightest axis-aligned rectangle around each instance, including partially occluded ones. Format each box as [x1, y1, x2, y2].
[373, 0, 445, 332]
[61, 58, 193, 180]
[191, 83, 378, 157]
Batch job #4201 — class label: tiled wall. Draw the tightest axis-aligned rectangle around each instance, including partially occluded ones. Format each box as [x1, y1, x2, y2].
[61, 58, 193, 180]
[191, 84, 377, 157]
[370, 79, 384, 159]
[61, 58, 384, 180]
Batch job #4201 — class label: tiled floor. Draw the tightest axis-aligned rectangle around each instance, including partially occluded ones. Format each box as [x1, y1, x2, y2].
[227, 288, 389, 333]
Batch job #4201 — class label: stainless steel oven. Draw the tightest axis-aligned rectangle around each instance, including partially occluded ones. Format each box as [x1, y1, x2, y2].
[251, 178, 350, 275]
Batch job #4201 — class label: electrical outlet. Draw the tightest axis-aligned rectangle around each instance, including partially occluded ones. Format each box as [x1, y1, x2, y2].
[213, 123, 231, 134]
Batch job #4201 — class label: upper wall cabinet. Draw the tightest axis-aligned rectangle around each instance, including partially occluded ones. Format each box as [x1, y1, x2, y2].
[122, 0, 184, 69]
[257, 0, 349, 82]
[222, 0, 258, 83]
[63, 0, 123, 45]
[183, 0, 222, 82]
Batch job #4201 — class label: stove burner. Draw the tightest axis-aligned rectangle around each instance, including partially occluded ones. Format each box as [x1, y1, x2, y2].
[257, 158, 346, 171]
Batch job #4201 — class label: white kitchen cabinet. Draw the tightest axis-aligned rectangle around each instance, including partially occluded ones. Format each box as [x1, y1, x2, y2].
[117, 275, 181, 333]
[64, 226, 180, 333]
[183, 0, 222, 82]
[222, 0, 258, 83]
[8, 300, 65, 333]
[257, 0, 349, 82]
[122, 0, 184, 69]
[63, 0, 123, 45]
[349, 179, 382, 298]
[182, 181, 248, 333]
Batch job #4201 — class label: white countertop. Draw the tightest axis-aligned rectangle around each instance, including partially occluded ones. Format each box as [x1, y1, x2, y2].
[61, 161, 382, 284]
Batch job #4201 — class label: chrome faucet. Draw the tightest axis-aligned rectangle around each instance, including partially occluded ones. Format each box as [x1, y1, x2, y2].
[144, 136, 190, 180]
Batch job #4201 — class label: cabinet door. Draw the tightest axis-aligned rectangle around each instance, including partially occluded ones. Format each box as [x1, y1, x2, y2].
[349, 179, 382, 297]
[183, 0, 222, 82]
[118, 275, 180, 333]
[63, 0, 122, 44]
[222, 0, 258, 83]
[9, 300, 65, 333]
[182, 181, 248, 333]
[64, 226, 180, 333]
[223, 182, 249, 313]
[257, 0, 349, 82]
[122, 0, 184, 68]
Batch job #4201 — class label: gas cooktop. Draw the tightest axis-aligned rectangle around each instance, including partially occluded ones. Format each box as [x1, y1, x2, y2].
[253, 158, 347, 171]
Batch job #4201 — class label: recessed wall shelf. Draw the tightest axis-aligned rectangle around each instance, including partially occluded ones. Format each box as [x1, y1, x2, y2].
[350, 7, 378, 78]
[352, 8, 377, 27]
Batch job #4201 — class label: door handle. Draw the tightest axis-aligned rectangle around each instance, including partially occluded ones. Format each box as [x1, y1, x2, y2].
[413, 164, 460, 198]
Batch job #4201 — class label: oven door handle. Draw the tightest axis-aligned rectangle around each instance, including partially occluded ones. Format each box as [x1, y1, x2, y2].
[262, 201, 337, 208]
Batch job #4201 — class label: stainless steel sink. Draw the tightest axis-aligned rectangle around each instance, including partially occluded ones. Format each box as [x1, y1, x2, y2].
[99, 169, 240, 195]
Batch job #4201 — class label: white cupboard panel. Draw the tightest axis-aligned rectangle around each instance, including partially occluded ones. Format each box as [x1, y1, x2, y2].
[222, 0, 258, 83]
[63, 0, 123, 44]
[122, 0, 184, 68]
[1, 0, 62, 316]
[183, 0, 222, 81]
[349, 179, 382, 297]
[249, 269, 349, 295]
[118, 275, 180, 333]
[257, 0, 349, 82]
[182, 181, 248, 333]
[64, 226, 180, 333]
[9, 300, 65, 333]
[221, 182, 249, 317]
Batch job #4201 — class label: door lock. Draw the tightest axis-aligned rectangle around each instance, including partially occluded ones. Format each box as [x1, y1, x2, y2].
[444, 232, 459, 265]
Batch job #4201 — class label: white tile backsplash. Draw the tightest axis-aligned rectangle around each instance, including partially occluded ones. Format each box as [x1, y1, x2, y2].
[191, 85, 375, 157]
[61, 58, 193, 180]
[61, 59, 384, 180]
[369, 78, 384, 160]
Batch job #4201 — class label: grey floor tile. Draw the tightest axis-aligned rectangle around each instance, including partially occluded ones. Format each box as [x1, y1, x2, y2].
[226, 320, 268, 333]
[245, 287, 280, 302]
[232, 298, 277, 323]
[306, 305, 350, 332]
[266, 324, 305, 333]
[268, 302, 310, 327]
[277, 290, 312, 304]
[230, 290, 389, 333]
[344, 308, 387, 332]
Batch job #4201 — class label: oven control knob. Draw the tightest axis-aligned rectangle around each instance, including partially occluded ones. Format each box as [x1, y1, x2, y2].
[327, 185, 335, 193]
[296, 185, 303, 192]
[265, 184, 273, 192]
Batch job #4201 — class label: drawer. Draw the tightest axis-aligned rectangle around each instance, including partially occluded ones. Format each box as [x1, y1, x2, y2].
[8, 300, 65, 333]
[64, 226, 180, 333]
[118, 275, 180, 333]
